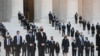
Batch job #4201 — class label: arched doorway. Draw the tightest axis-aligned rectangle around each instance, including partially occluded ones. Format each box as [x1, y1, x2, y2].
[23, 0, 34, 22]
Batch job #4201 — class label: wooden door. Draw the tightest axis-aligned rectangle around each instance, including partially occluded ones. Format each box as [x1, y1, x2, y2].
[23, 0, 34, 22]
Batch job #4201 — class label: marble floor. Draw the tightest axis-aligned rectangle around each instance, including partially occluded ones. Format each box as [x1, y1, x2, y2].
[0, 16, 98, 56]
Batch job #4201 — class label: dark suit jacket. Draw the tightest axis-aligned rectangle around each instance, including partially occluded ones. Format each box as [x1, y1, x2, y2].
[76, 36, 84, 48]
[26, 34, 35, 46]
[14, 35, 22, 47]
[62, 25, 66, 31]
[36, 32, 47, 45]
[67, 24, 71, 31]
[49, 40, 55, 50]
[4, 38, 11, 48]
[84, 40, 90, 50]
[72, 42, 77, 49]
[96, 33, 100, 50]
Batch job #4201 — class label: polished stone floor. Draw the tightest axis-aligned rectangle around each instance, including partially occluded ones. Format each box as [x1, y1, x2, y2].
[0, 16, 98, 56]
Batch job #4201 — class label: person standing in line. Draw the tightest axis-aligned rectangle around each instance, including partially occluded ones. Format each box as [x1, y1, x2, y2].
[62, 23, 66, 36]
[90, 42, 94, 56]
[49, 36, 55, 56]
[76, 32, 84, 56]
[82, 19, 86, 30]
[48, 11, 53, 24]
[96, 23, 100, 34]
[26, 30, 35, 56]
[36, 27, 47, 56]
[84, 37, 90, 56]
[96, 32, 100, 56]
[14, 31, 22, 56]
[71, 27, 75, 38]
[79, 16, 82, 27]
[67, 22, 71, 36]
[91, 24, 95, 37]
[55, 42, 60, 56]
[62, 35, 69, 56]
[4, 35, 12, 56]
[75, 12, 78, 24]
[22, 40, 27, 56]
[87, 22, 91, 34]
[72, 39, 77, 56]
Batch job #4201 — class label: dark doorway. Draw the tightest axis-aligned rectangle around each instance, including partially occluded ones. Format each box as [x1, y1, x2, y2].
[23, 0, 34, 22]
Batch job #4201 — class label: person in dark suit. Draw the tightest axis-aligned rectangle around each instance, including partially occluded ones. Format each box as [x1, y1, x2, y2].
[55, 19, 59, 30]
[67, 22, 71, 36]
[90, 42, 94, 56]
[79, 16, 82, 27]
[96, 32, 100, 56]
[4, 35, 11, 56]
[75, 12, 78, 24]
[87, 22, 91, 34]
[96, 23, 100, 33]
[18, 11, 22, 21]
[49, 36, 55, 56]
[75, 30, 79, 39]
[84, 37, 90, 56]
[62, 35, 69, 56]
[82, 19, 86, 30]
[52, 16, 55, 27]
[48, 11, 53, 24]
[71, 27, 75, 38]
[55, 42, 60, 56]
[45, 40, 50, 54]
[14, 31, 22, 56]
[76, 32, 84, 56]
[31, 23, 37, 34]
[26, 30, 35, 56]
[22, 40, 27, 56]
[62, 23, 66, 36]
[36, 27, 47, 56]
[91, 24, 95, 37]
[58, 22, 61, 33]
[72, 39, 77, 56]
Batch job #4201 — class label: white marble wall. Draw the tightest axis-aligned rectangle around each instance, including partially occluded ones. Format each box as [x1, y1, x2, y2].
[0, 0, 3, 22]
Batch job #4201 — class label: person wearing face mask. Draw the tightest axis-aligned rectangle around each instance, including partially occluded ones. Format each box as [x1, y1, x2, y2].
[72, 39, 77, 56]
[36, 26, 47, 56]
[84, 37, 90, 56]
[49, 36, 55, 56]
[26, 30, 35, 56]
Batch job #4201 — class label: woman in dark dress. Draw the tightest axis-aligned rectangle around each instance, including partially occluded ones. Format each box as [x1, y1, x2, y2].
[87, 22, 91, 34]
[62, 35, 69, 56]
[71, 27, 75, 38]
[55, 42, 60, 56]
[79, 16, 82, 27]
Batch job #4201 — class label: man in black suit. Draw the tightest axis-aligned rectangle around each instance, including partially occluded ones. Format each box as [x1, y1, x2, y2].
[75, 12, 78, 24]
[48, 11, 53, 24]
[96, 32, 100, 56]
[49, 36, 55, 56]
[36, 27, 47, 56]
[26, 30, 35, 56]
[72, 39, 77, 56]
[96, 23, 100, 33]
[84, 37, 90, 56]
[14, 31, 22, 56]
[91, 24, 95, 37]
[76, 32, 84, 56]
[67, 22, 71, 36]
[82, 19, 86, 30]
[4, 35, 11, 56]
[22, 40, 27, 56]
[62, 23, 66, 36]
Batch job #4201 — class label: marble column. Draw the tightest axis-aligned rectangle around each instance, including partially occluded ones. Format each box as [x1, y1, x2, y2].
[78, 0, 82, 16]
[2, 0, 12, 22]
[82, 0, 93, 21]
[0, 0, 3, 22]
[53, 0, 67, 22]
[92, 0, 100, 23]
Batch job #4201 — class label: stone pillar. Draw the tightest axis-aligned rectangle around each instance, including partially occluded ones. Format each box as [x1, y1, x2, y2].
[2, 0, 12, 22]
[53, 0, 67, 22]
[34, 0, 42, 22]
[82, 0, 93, 21]
[92, 0, 100, 23]
[78, 0, 82, 16]
[0, 0, 3, 22]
